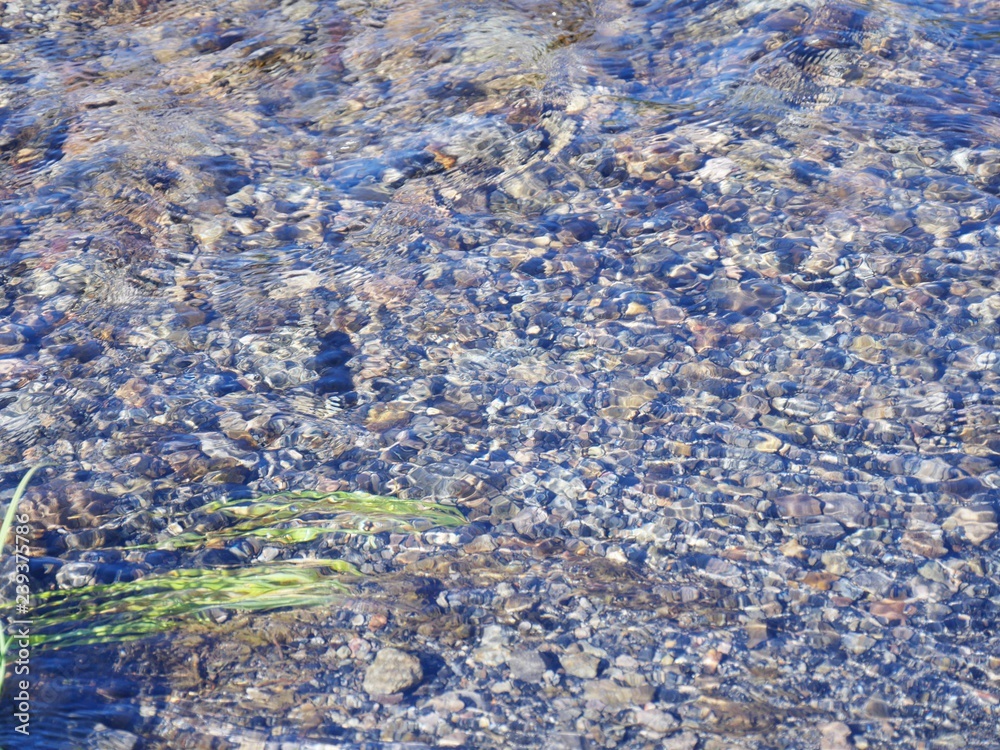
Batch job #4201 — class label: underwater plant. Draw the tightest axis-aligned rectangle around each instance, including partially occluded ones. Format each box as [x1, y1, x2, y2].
[26, 558, 361, 649]
[0, 469, 466, 685]
[150, 489, 467, 549]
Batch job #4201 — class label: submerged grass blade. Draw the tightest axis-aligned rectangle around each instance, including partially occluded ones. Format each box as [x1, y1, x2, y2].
[17, 559, 360, 650]
[0, 462, 52, 555]
[151, 491, 466, 550]
[0, 481, 467, 656]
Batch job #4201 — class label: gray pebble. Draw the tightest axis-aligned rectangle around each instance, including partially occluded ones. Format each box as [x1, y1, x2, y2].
[362, 648, 423, 696]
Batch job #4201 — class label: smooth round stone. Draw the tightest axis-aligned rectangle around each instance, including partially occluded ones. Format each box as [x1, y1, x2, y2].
[362, 648, 423, 696]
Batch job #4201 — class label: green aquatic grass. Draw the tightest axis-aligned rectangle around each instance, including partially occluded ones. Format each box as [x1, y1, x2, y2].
[24, 558, 360, 650]
[0, 473, 467, 669]
[150, 490, 467, 549]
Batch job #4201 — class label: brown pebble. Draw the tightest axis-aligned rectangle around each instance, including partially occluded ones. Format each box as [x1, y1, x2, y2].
[870, 599, 911, 622]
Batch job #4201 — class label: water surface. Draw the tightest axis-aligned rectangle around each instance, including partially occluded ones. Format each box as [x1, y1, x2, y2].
[1, 0, 999, 747]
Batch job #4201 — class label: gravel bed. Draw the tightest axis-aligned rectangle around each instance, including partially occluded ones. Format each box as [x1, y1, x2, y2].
[1, 0, 999, 748]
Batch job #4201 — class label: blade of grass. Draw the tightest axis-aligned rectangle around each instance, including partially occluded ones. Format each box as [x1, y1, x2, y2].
[0, 462, 52, 555]
[14, 559, 360, 650]
[149, 491, 466, 550]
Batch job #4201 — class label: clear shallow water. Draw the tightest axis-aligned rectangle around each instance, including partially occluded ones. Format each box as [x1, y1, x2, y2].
[1, 0, 1000, 747]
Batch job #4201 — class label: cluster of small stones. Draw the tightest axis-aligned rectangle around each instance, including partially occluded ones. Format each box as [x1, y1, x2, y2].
[1, 0, 1000, 748]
